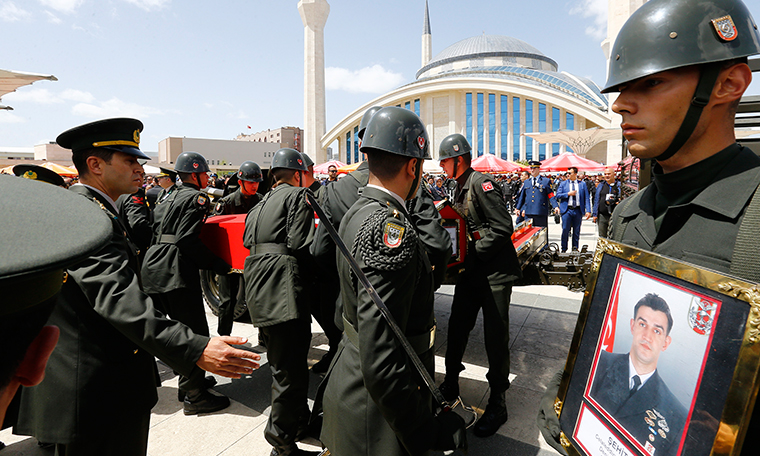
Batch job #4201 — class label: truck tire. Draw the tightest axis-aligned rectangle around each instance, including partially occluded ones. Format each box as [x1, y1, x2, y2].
[200, 270, 250, 321]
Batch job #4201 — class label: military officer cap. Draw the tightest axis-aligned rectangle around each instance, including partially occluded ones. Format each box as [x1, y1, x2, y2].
[271, 148, 308, 172]
[0, 175, 111, 317]
[528, 160, 541, 168]
[357, 106, 383, 140]
[56, 117, 150, 160]
[13, 164, 65, 187]
[156, 166, 178, 181]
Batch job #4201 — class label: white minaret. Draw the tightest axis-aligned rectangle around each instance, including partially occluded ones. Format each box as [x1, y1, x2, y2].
[422, 0, 432, 67]
[298, 0, 330, 164]
[603, 0, 647, 164]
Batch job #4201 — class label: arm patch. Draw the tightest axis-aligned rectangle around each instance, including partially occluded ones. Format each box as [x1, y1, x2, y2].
[482, 181, 494, 192]
[196, 194, 208, 207]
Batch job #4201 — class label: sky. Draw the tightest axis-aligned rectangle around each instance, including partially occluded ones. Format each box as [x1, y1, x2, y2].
[1, 0, 758, 153]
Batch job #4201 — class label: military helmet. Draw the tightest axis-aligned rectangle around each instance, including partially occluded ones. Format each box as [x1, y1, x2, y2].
[357, 106, 383, 140]
[271, 148, 308, 171]
[603, 0, 760, 93]
[174, 151, 210, 173]
[299, 152, 315, 168]
[237, 161, 263, 182]
[360, 107, 431, 159]
[438, 134, 472, 161]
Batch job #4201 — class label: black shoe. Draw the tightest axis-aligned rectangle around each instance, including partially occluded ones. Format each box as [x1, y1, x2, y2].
[183, 389, 230, 415]
[177, 376, 218, 401]
[438, 379, 460, 403]
[311, 350, 335, 374]
[473, 404, 508, 437]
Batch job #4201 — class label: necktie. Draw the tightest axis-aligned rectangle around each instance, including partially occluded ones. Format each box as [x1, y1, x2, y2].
[629, 375, 641, 398]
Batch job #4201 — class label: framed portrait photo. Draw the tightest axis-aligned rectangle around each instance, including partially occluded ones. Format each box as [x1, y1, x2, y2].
[556, 238, 760, 456]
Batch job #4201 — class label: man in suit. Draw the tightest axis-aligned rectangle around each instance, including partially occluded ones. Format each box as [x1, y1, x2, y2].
[515, 161, 556, 228]
[555, 166, 591, 252]
[590, 293, 686, 456]
[592, 167, 621, 238]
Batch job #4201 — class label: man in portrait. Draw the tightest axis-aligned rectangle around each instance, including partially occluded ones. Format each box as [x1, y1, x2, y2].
[590, 293, 687, 456]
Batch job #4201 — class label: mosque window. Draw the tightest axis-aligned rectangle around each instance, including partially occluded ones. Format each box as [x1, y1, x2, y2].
[477, 93, 484, 156]
[414, 99, 420, 116]
[538, 103, 546, 161]
[552, 107, 560, 156]
[346, 131, 352, 164]
[405, 101, 411, 111]
[466, 93, 473, 146]
[501, 95, 508, 160]
[566, 113, 575, 153]
[488, 94, 496, 156]
[513, 97, 520, 161]
[353, 126, 359, 164]
[525, 99, 534, 161]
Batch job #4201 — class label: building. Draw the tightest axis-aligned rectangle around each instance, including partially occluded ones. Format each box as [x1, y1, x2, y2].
[158, 136, 280, 174]
[321, 4, 613, 166]
[236, 126, 303, 152]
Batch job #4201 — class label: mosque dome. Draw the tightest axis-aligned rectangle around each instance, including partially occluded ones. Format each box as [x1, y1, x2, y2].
[417, 34, 558, 79]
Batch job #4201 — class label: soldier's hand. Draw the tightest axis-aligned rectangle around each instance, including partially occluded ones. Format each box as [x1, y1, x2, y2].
[592, 216, 597, 223]
[197, 336, 261, 378]
[432, 410, 467, 452]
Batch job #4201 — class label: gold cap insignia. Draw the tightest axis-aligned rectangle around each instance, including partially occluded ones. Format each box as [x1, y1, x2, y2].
[22, 170, 38, 180]
[133, 129, 140, 145]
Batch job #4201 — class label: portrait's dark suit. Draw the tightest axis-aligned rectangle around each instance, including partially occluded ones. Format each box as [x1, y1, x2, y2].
[590, 351, 687, 456]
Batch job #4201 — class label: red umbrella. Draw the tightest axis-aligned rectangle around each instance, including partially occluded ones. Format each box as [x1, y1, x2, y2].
[539, 152, 605, 172]
[313, 160, 347, 174]
[471, 154, 525, 174]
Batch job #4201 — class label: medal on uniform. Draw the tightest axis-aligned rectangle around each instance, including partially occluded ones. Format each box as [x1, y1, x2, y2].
[645, 417, 655, 427]
[658, 429, 667, 439]
[646, 410, 656, 420]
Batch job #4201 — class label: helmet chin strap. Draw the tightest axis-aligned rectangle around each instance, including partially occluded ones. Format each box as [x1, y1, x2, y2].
[656, 63, 721, 162]
[406, 158, 423, 201]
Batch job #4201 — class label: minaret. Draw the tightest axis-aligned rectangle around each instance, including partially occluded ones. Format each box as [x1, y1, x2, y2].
[422, 0, 432, 67]
[298, 0, 330, 164]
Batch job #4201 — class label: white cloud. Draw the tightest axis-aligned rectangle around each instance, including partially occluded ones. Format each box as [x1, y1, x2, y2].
[45, 10, 61, 23]
[3, 88, 63, 104]
[60, 89, 95, 103]
[326, 65, 405, 94]
[123, 0, 170, 12]
[39, 0, 85, 14]
[71, 97, 164, 119]
[0, 111, 25, 123]
[0, 2, 30, 21]
[570, 0, 607, 40]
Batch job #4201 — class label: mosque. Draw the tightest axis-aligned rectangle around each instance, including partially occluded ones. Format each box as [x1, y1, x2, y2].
[301, 0, 630, 167]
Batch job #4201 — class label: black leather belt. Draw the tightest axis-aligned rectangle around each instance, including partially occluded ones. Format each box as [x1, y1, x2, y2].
[342, 314, 435, 355]
[251, 243, 290, 255]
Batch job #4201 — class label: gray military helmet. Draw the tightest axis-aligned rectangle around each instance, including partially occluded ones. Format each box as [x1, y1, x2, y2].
[438, 134, 472, 161]
[299, 152, 315, 168]
[359, 107, 431, 159]
[237, 161, 263, 182]
[174, 151, 210, 173]
[603, 0, 760, 93]
[271, 148, 308, 171]
[357, 106, 383, 140]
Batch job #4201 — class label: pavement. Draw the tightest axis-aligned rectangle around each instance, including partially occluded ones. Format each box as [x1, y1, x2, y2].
[1, 218, 600, 456]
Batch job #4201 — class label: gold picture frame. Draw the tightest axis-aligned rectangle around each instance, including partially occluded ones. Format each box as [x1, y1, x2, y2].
[555, 238, 760, 456]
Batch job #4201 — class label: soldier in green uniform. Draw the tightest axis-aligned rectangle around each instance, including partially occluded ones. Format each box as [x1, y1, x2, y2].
[151, 166, 178, 206]
[141, 150, 237, 415]
[243, 148, 317, 456]
[437, 133, 522, 438]
[116, 180, 152, 264]
[212, 161, 264, 336]
[537, 1, 760, 454]
[320, 107, 466, 456]
[14, 118, 260, 455]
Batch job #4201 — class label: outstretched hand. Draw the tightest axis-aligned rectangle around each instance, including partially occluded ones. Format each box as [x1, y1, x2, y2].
[196, 336, 261, 378]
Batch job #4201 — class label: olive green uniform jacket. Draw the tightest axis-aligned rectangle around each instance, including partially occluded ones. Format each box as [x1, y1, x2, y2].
[609, 144, 760, 456]
[242, 183, 314, 326]
[141, 183, 231, 294]
[15, 185, 208, 444]
[212, 187, 262, 216]
[321, 186, 441, 456]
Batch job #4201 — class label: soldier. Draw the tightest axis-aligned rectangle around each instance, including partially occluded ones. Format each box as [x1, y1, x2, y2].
[116, 176, 152, 264]
[320, 106, 466, 456]
[147, 166, 177, 207]
[0, 176, 110, 426]
[243, 148, 317, 456]
[212, 161, 264, 336]
[14, 118, 259, 455]
[515, 160, 556, 228]
[141, 151, 236, 415]
[538, 0, 760, 454]
[437, 133, 522, 437]
[298, 152, 323, 194]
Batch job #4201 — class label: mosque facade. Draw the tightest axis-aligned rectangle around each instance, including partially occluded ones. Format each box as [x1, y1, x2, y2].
[320, 3, 614, 166]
